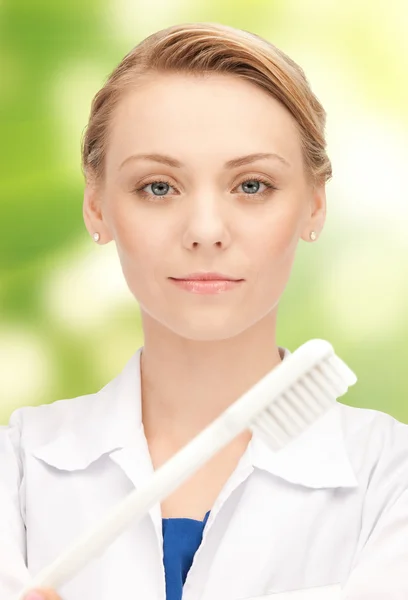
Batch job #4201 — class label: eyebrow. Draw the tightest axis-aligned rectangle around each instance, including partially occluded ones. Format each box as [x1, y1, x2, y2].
[119, 152, 291, 171]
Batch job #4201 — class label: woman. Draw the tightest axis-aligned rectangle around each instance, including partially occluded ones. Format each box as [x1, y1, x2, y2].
[2, 22, 408, 600]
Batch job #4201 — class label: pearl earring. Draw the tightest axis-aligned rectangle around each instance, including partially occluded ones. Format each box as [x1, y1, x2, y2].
[309, 231, 317, 241]
[93, 232, 100, 242]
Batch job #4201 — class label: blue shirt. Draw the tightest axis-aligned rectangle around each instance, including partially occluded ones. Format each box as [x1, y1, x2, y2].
[162, 510, 211, 600]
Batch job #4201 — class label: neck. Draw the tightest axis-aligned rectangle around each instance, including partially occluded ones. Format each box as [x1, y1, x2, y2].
[140, 310, 283, 446]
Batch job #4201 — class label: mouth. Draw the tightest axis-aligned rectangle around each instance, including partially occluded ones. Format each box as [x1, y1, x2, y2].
[170, 272, 243, 282]
[168, 273, 244, 295]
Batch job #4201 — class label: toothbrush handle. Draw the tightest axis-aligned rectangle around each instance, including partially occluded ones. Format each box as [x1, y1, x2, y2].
[13, 413, 241, 599]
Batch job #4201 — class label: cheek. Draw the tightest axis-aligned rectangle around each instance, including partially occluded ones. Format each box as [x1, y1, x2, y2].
[107, 202, 172, 305]
[105, 202, 149, 280]
[114, 219, 145, 271]
[107, 198, 155, 261]
[251, 203, 301, 272]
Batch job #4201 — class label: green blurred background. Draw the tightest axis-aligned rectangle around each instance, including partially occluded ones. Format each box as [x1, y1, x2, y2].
[1, 0, 407, 425]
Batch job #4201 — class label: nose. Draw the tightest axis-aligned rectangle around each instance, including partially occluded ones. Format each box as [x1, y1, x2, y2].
[182, 194, 232, 251]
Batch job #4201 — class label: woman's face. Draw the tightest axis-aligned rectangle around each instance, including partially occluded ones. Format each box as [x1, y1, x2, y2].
[84, 73, 326, 341]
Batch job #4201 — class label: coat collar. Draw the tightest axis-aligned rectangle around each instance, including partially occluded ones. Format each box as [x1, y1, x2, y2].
[30, 346, 358, 490]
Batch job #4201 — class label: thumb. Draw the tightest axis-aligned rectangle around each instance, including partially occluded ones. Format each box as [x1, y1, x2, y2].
[23, 589, 63, 600]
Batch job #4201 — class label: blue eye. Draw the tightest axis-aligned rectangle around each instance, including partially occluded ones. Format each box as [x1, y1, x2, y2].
[140, 180, 173, 197]
[133, 176, 278, 200]
[238, 178, 278, 197]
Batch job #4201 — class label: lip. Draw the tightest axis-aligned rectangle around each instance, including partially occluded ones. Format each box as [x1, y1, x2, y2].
[170, 272, 243, 281]
[169, 278, 244, 294]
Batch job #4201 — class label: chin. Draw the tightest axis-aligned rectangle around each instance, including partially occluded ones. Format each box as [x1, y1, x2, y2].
[178, 329, 239, 342]
[167, 313, 252, 342]
[141, 299, 275, 342]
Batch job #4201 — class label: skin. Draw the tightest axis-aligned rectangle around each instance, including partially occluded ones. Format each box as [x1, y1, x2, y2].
[24, 590, 61, 600]
[84, 71, 325, 440]
[25, 72, 326, 600]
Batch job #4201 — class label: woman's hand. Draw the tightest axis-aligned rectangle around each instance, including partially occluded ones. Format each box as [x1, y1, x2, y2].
[23, 589, 63, 600]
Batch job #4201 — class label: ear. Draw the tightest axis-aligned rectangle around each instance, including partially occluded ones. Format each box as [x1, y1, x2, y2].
[83, 179, 113, 244]
[300, 182, 326, 242]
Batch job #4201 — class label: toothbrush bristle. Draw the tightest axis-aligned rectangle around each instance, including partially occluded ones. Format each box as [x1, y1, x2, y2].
[251, 351, 354, 451]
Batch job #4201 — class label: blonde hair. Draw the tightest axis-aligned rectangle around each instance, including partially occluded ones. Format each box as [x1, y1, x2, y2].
[81, 22, 332, 185]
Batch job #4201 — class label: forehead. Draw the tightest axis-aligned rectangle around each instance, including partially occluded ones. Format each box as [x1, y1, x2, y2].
[107, 73, 304, 173]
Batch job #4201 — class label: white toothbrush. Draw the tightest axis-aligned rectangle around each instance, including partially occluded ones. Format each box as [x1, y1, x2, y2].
[13, 339, 357, 600]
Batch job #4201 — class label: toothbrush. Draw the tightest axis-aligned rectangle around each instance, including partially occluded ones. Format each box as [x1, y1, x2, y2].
[12, 338, 357, 600]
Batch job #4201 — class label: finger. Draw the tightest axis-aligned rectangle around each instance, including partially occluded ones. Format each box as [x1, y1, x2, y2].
[23, 588, 63, 600]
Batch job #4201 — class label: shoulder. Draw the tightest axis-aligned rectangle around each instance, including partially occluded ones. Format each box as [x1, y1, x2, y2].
[3, 349, 140, 460]
[5, 379, 115, 453]
[9, 390, 94, 428]
[338, 402, 408, 493]
[1, 396, 97, 489]
[338, 401, 408, 451]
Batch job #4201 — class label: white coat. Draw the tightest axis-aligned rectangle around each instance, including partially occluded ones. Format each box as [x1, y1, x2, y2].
[1, 346, 408, 600]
